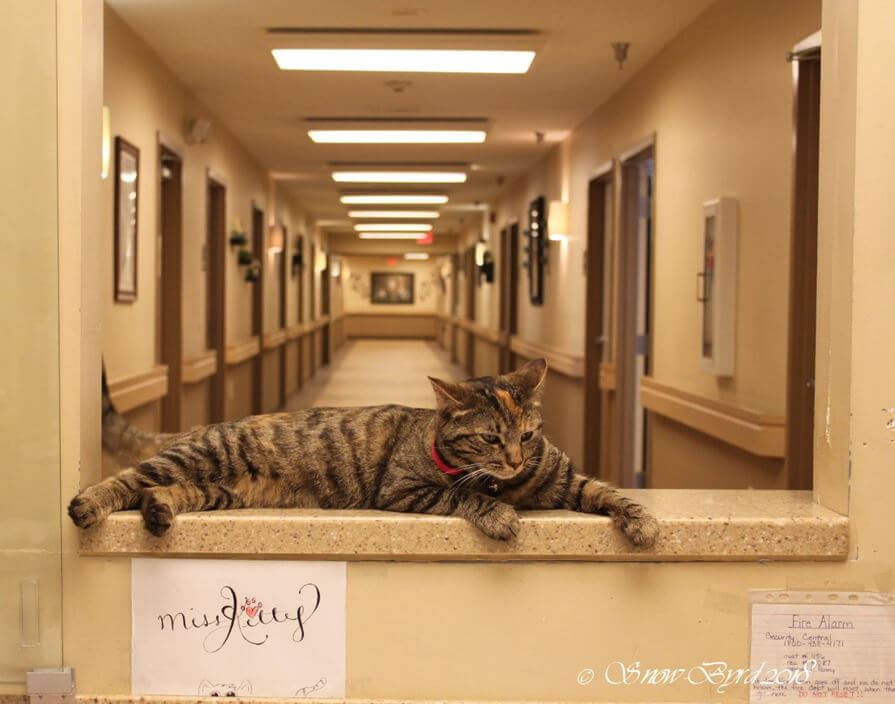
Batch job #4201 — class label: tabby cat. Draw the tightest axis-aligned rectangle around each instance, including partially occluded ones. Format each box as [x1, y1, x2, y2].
[69, 359, 658, 546]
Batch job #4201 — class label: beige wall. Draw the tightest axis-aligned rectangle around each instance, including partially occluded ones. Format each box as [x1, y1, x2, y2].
[101, 7, 324, 424]
[486, 0, 820, 484]
[0, 0, 65, 684]
[341, 256, 442, 313]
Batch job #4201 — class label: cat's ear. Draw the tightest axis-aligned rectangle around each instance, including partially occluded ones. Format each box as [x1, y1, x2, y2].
[503, 358, 548, 399]
[198, 681, 213, 696]
[237, 681, 253, 696]
[428, 377, 471, 409]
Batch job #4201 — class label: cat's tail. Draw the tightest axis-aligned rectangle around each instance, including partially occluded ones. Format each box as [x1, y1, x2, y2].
[102, 361, 178, 466]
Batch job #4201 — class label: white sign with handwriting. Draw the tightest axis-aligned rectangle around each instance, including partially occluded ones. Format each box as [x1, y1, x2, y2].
[132, 558, 346, 698]
[750, 594, 895, 702]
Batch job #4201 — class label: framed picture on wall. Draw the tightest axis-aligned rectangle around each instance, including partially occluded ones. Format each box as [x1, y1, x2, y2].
[114, 136, 139, 302]
[370, 272, 414, 304]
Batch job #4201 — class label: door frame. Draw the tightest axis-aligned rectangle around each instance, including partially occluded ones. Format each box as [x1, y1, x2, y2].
[785, 33, 821, 490]
[584, 170, 612, 477]
[250, 205, 265, 415]
[206, 175, 227, 423]
[296, 235, 304, 389]
[158, 144, 183, 432]
[279, 225, 289, 405]
[464, 245, 476, 376]
[498, 222, 520, 374]
[617, 141, 655, 488]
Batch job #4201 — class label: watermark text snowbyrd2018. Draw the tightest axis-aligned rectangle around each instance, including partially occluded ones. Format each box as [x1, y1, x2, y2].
[577, 659, 818, 694]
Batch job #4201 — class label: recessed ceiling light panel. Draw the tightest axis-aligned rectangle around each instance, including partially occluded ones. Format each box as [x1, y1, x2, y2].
[309, 129, 486, 144]
[333, 171, 466, 183]
[354, 223, 432, 231]
[272, 49, 535, 74]
[348, 210, 439, 218]
[340, 194, 449, 204]
[358, 232, 425, 240]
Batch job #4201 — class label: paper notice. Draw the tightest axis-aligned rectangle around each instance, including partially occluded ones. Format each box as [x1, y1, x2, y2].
[132, 558, 346, 698]
[750, 592, 895, 702]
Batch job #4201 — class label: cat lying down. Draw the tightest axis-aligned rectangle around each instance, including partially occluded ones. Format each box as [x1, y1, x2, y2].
[69, 359, 658, 546]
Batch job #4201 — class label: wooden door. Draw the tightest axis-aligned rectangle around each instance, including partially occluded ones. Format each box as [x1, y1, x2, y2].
[207, 178, 227, 422]
[585, 176, 610, 477]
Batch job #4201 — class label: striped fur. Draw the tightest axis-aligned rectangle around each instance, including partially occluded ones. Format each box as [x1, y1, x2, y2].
[69, 359, 657, 546]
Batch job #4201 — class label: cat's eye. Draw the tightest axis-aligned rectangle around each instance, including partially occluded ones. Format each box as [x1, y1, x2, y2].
[521, 431, 534, 442]
[481, 433, 501, 445]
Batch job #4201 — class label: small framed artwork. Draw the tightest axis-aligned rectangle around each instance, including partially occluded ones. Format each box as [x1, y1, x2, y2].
[114, 136, 140, 302]
[370, 272, 414, 304]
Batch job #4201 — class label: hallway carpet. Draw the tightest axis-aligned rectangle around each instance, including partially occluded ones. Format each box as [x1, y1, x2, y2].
[283, 339, 465, 410]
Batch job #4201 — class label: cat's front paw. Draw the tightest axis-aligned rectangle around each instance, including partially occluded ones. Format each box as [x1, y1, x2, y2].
[620, 512, 659, 548]
[474, 503, 521, 541]
[68, 494, 103, 529]
[141, 495, 174, 537]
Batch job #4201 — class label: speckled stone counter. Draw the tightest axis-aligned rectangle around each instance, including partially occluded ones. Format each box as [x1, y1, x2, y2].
[77, 489, 847, 561]
[9, 697, 682, 704]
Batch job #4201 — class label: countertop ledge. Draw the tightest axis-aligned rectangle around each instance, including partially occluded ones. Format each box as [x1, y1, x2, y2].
[1, 697, 727, 704]
[77, 490, 848, 562]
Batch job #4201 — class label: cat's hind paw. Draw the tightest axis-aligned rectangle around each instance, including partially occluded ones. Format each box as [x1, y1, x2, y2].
[141, 493, 174, 537]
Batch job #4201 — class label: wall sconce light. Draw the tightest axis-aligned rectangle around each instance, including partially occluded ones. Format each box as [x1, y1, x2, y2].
[330, 259, 341, 278]
[267, 225, 284, 254]
[548, 200, 569, 242]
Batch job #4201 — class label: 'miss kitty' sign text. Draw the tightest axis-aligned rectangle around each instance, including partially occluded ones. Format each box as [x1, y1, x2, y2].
[132, 559, 346, 698]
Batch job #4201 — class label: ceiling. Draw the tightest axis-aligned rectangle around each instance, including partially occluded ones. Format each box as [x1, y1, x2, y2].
[107, 0, 713, 240]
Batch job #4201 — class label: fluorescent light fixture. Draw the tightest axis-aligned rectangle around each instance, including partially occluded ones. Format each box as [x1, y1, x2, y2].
[358, 232, 423, 240]
[354, 223, 432, 232]
[332, 171, 467, 184]
[348, 210, 439, 219]
[404, 253, 430, 260]
[340, 194, 449, 205]
[272, 49, 535, 74]
[309, 129, 486, 144]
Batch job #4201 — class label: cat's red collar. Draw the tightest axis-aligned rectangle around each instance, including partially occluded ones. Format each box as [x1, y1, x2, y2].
[431, 443, 463, 476]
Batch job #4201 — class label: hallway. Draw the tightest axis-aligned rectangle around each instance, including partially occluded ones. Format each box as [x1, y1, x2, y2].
[283, 339, 463, 410]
